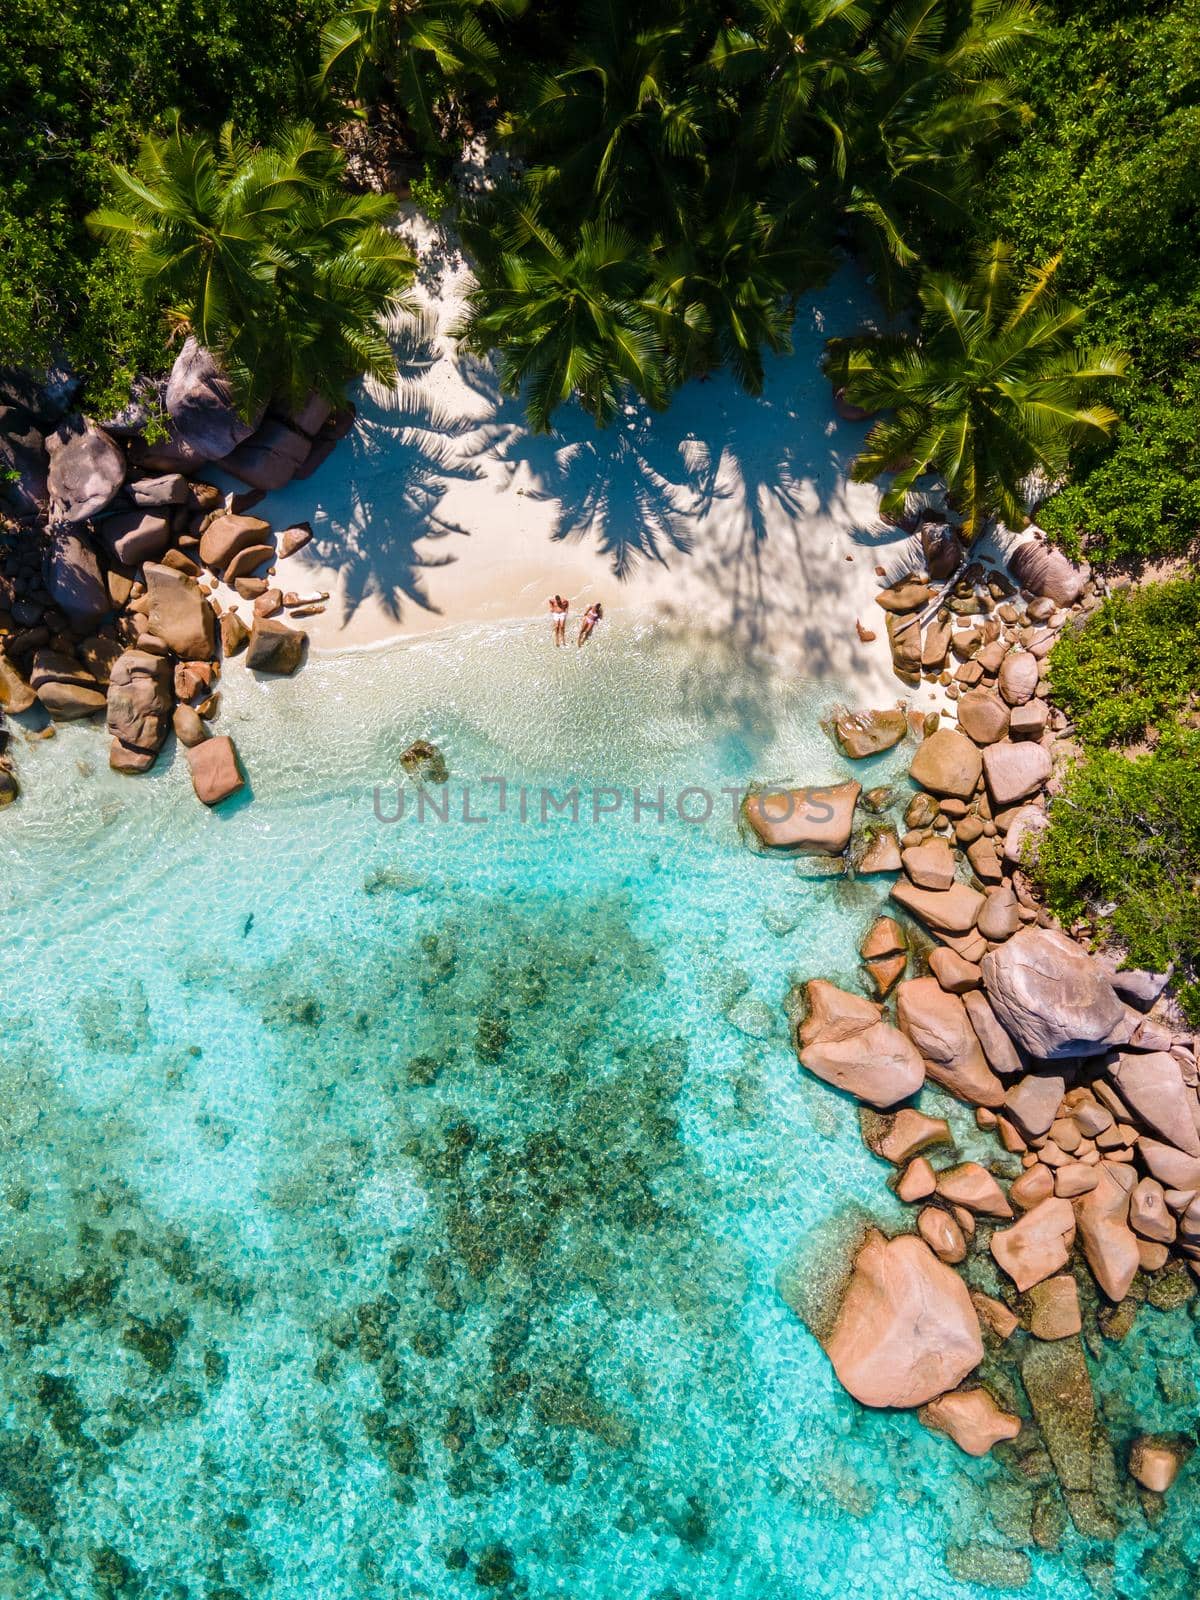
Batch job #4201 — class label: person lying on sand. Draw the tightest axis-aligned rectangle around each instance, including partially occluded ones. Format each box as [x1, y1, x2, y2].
[577, 602, 602, 647]
[548, 594, 569, 646]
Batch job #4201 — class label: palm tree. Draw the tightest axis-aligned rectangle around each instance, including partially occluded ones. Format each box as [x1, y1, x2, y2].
[456, 193, 666, 431]
[319, 0, 524, 151]
[717, 0, 1040, 301]
[833, 0, 1041, 298]
[501, 4, 716, 239]
[88, 115, 415, 416]
[707, 0, 874, 167]
[824, 242, 1128, 540]
[649, 196, 826, 391]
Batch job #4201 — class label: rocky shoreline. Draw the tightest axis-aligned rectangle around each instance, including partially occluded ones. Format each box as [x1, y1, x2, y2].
[0, 343, 354, 807]
[745, 537, 1196, 1554]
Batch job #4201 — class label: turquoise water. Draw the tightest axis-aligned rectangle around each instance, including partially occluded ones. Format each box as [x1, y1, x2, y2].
[1, 619, 1196, 1598]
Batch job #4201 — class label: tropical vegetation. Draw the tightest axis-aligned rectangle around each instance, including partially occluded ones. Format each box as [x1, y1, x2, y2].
[1038, 578, 1200, 1023]
[824, 245, 1127, 541]
[2, 0, 1196, 560]
[87, 117, 415, 416]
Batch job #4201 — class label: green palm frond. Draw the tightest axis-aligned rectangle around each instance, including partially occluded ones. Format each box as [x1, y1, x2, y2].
[828, 240, 1129, 540]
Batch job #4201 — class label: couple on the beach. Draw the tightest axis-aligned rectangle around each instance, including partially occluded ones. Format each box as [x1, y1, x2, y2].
[548, 595, 602, 648]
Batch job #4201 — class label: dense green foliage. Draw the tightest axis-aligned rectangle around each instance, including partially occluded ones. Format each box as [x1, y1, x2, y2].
[89, 118, 415, 414]
[1039, 579, 1200, 1021]
[826, 243, 1126, 540]
[0, 0, 332, 414]
[1037, 731, 1200, 1022]
[1047, 578, 1200, 746]
[454, 0, 1039, 428]
[980, 0, 1200, 562]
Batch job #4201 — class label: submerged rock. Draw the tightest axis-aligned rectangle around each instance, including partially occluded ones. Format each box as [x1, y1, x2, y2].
[944, 1543, 1032, 1591]
[400, 739, 449, 785]
[1020, 1335, 1125, 1539]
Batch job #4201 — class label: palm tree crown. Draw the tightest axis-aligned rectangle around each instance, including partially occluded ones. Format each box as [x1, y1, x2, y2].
[456, 196, 666, 431]
[825, 241, 1128, 539]
[88, 115, 415, 415]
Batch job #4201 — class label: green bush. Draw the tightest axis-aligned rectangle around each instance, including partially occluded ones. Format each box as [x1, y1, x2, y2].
[0, 0, 333, 411]
[981, 0, 1200, 563]
[1046, 578, 1200, 746]
[1036, 731, 1200, 1022]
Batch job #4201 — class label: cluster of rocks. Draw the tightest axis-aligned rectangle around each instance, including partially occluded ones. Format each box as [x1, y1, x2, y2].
[0, 344, 351, 806]
[748, 537, 1197, 1531]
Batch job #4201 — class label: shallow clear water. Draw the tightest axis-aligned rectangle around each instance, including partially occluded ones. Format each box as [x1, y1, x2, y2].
[2, 619, 1196, 1598]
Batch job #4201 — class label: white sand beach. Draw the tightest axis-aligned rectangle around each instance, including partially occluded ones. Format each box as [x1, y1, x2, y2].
[221, 214, 939, 708]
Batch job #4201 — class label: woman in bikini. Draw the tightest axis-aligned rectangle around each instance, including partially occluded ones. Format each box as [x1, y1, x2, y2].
[548, 594, 569, 646]
[577, 601, 603, 647]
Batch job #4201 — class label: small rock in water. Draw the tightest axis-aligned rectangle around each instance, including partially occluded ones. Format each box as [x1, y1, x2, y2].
[400, 738, 449, 785]
[363, 867, 425, 896]
[761, 903, 799, 937]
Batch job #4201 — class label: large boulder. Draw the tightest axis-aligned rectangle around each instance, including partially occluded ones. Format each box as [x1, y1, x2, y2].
[45, 528, 108, 627]
[901, 837, 955, 891]
[164, 337, 262, 463]
[963, 991, 1024, 1077]
[221, 418, 312, 492]
[824, 1230, 983, 1408]
[981, 928, 1130, 1060]
[859, 1106, 953, 1165]
[1139, 1139, 1200, 1191]
[896, 978, 1005, 1106]
[1003, 1071, 1066, 1141]
[890, 880, 984, 936]
[743, 781, 859, 854]
[29, 649, 106, 719]
[919, 1389, 1021, 1456]
[830, 706, 907, 759]
[1010, 534, 1089, 608]
[909, 728, 982, 800]
[998, 650, 1039, 707]
[245, 616, 305, 675]
[0, 406, 48, 514]
[1109, 1052, 1200, 1156]
[793, 979, 925, 1108]
[886, 612, 922, 679]
[1002, 804, 1049, 867]
[0, 652, 36, 713]
[46, 422, 125, 521]
[186, 734, 244, 806]
[956, 690, 1010, 746]
[982, 740, 1052, 807]
[144, 562, 215, 660]
[935, 1162, 1013, 1218]
[198, 511, 273, 571]
[97, 509, 171, 567]
[991, 1196, 1076, 1291]
[106, 649, 173, 760]
[125, 472, 189, 507]
[1073, 1166, 1140, 1303]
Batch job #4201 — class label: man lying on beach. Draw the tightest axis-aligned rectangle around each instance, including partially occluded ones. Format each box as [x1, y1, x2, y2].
[548, 594, 569, 646]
